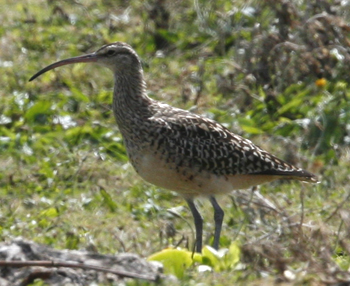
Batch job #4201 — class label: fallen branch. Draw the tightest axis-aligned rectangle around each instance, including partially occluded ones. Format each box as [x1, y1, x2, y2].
[0, 260, 159, 282]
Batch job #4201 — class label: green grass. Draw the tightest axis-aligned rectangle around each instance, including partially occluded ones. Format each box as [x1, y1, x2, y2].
[1, 0, 350, 285]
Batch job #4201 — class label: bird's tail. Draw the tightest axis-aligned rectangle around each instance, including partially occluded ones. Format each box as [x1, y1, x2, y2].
[254, 169, 319, 183]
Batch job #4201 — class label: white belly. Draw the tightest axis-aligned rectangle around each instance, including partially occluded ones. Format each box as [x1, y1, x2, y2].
[133, 152, 277, 199]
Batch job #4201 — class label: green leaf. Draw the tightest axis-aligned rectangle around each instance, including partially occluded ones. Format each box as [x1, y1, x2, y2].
[64, 80, 89, 102]
[276, 97, 303, 115]
[201, 246, 220, 268]
[100, 189, 117, 212]
[238, 118, 264, 135]
[224, 242, 241, 269]
[40, 207, 58, 218]
[148, 248, 194, 278]
[201, 243, 240, 272]
[65, 231, 80, 250]
[24, 101, 52, 123]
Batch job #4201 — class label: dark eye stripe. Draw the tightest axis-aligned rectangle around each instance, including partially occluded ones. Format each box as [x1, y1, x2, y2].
[105, 50, 132, 57]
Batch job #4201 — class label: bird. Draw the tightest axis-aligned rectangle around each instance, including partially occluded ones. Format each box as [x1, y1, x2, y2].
[29, 42, 318, 253]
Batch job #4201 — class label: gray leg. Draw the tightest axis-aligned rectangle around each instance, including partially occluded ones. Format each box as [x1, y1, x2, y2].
[186, 199, 203, 253]
[209, 196, 224, 250]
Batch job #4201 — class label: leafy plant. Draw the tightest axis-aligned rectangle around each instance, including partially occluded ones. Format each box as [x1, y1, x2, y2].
[148, 243, 240, 279]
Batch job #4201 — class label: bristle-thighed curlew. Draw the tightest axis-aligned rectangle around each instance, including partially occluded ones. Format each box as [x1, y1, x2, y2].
[29, 42, 318, 253]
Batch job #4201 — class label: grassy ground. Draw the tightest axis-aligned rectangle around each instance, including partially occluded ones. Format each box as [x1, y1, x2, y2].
[1, 0, 350, 285]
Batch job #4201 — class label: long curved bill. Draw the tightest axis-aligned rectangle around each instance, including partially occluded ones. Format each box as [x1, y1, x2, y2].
[29, 53, 98, 81]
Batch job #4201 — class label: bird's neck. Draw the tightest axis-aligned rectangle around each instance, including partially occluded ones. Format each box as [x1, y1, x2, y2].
[112, 71, 154, 135]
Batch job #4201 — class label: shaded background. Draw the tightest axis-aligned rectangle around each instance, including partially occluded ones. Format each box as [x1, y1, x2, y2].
[1, 0, 350, 284]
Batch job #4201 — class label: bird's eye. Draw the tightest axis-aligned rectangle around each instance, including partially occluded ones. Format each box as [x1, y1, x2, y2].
[106, 50, 116, 56]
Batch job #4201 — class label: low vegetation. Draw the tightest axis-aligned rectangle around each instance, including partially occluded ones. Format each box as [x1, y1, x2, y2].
[1, 0, 350, 285]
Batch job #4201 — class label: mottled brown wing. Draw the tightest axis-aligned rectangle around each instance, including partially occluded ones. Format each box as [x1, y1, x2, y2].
[148, 107, 317, 182]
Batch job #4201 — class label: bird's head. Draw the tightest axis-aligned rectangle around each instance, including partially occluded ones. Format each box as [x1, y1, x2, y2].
[29, 42, 142, 81]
